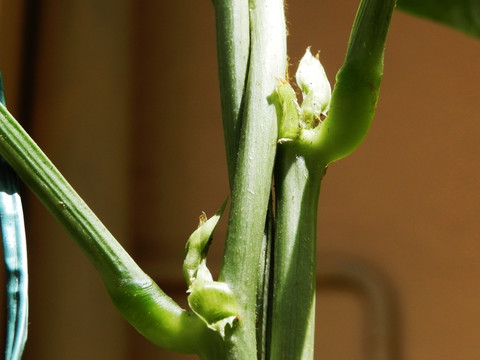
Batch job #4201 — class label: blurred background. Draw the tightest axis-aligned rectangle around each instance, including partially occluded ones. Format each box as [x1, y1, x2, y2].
[1, 0, 480, 359]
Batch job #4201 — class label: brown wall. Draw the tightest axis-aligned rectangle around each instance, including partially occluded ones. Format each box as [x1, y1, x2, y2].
[1, 0, 480, 359]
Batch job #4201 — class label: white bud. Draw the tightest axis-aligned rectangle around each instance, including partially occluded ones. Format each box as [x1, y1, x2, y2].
[295, 47, 331, 122]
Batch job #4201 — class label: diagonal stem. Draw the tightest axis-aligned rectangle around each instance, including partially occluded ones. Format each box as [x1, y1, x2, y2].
[0, 102, 212, 355]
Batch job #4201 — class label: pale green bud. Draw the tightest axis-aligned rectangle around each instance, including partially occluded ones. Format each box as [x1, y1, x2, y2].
[182, 200, 238, 337]
[183, 200, 227, 285]
[269, 78, 301, 142]
[187, 264, 238, 337]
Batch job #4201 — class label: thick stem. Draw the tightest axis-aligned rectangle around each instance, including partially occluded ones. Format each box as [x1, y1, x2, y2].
[309, 0, 396, 164]
[218, 0, 287, 358]
[270, 143, 324, 360]
[267, 1, 396, 358]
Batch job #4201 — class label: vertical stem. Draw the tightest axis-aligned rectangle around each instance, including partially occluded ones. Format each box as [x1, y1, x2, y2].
[218, 0, 286, 358]
[211, 0, 250, 187]
[256, 197, 274, 360]
[270, 143, 324, 360]
[268, 1, 396, 358]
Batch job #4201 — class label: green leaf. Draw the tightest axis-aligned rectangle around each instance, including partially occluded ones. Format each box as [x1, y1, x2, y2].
[397, 0, 480, 38]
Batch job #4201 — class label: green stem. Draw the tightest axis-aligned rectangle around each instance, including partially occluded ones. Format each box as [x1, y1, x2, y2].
[256, 197, 274, 360]
[0, 107, 139, 282]
[309, 0, 396, 164]
[268, 1, 396, 358]
[0, 103, 211, 355]
[270, 143, 324, 360]
[211, 0, 250, 188]
[218, 0, 287, 358]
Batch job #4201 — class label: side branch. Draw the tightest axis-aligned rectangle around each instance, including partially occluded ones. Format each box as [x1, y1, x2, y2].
[0, 103, 210, 355]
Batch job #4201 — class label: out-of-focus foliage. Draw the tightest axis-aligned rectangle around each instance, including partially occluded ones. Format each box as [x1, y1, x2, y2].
[397, 0, 480, 38]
